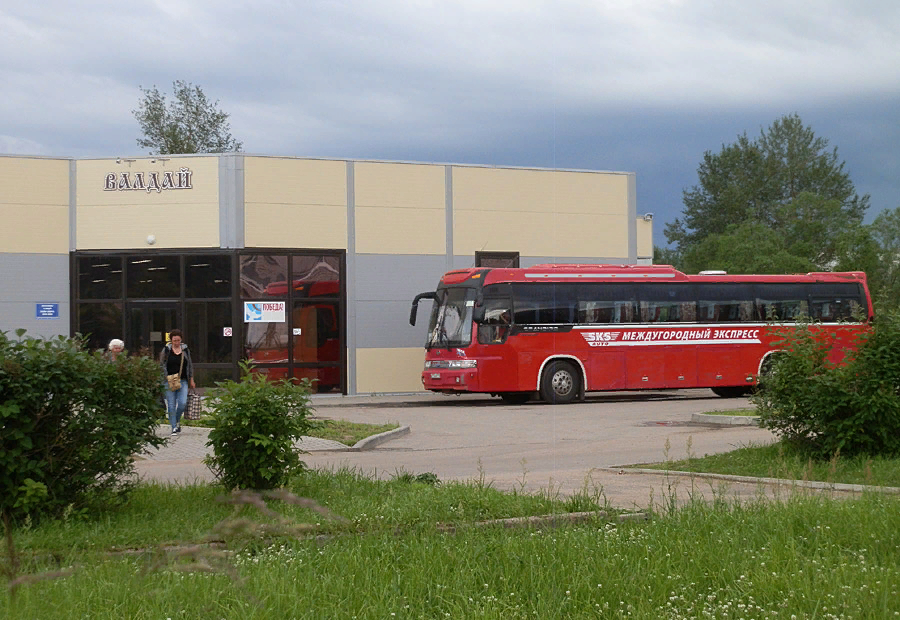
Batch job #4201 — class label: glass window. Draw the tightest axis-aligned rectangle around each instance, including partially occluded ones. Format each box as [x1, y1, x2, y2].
[240, 255, 288, 298]
[77, 256, 123, 300]
[511, 283, 576, 324]
[639, 284, 696, 323]
[696, 283, 756, 323]
[127, 255, 180, 298]
[192, 367, 235, 389]
[290, 255, 341, 299]
[77, 302, 123, 353]
[477, 297, 511, 344]
[243, 321, 289, 364]
[809, 283, 864, 322]
[292, 366, 342, 393]
[476, 251, 520, 268]
[755, 284, 809, 322]
[426, 288, 475, 347]
[185, 254, 232, 299]
[185, 301, 233, 363]
[576, 284, 637, 324]
[292, 301, 341, 363]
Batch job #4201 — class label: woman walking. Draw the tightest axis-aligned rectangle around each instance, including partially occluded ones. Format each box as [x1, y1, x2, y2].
[160, 329, 196, 436]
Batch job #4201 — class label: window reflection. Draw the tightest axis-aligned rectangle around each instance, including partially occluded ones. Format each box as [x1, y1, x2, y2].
[186, 255, 232, 298]
[243, 321, 289, 364]
[127, 255, 180, 298]
[240, 255, 288, 298]
[185, 301, 232, 363]
[292, 366, 342, 393]
[77, 302, 123, 352]
[78, 256, 123, 300]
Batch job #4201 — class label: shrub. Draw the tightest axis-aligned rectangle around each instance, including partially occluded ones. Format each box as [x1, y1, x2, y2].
[0, 330, 165, 524]
[752, 314, 900, 459]
[203, 362, 313, 490]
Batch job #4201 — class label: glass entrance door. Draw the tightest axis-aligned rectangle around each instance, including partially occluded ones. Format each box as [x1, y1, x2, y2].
[127, 302, 180, 362]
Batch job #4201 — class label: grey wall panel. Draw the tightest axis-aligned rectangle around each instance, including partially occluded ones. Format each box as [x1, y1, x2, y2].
[519, 256, 630, 267]
[0, 254, 69, 302]
[355, 300, 430, 349]
[0, 253, 70, 337]
[0, 301, 69, 339]
[354, 254, 448, 301]
[451, 255, 630, 269]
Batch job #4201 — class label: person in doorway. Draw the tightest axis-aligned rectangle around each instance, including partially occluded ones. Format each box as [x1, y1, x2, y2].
[160, 329, 196, 436]
[107, 338, 125, 362]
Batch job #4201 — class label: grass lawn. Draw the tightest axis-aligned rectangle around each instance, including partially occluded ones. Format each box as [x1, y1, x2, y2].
[3, 466, 899, 619]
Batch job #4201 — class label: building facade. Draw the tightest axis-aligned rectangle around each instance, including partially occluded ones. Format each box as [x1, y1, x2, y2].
[0, 153, 652, 394]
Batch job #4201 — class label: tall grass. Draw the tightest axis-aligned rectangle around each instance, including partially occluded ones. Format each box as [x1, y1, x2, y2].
[3, 469, 900, 618]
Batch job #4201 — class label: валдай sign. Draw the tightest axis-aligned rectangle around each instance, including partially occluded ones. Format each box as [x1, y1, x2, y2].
[104, 168, 193, 193]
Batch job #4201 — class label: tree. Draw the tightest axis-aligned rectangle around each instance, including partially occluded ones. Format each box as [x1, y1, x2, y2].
[665, 114, 870, 270]
[133, 80, 243, 155]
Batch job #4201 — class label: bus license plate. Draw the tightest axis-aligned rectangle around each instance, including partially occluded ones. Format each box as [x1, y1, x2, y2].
[430, 373, 441, 379]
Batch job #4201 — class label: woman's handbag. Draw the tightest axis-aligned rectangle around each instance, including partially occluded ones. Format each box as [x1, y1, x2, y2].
[166, 353, 184, 391]
[185, 391, 203, 420]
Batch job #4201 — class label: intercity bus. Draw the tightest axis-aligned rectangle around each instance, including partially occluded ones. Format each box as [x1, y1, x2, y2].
[409, 264, 873, 404]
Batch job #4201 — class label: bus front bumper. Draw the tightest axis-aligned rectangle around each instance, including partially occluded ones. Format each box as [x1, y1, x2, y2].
[422, 369, 479, 391]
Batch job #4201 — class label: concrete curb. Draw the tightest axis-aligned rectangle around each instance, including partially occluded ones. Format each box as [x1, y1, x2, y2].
[352, 425, 411, 451]
[692, 412, 760, 426]
[599, 467, 900, 495]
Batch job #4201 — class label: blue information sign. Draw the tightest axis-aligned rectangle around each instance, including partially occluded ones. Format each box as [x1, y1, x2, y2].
[36, 303, 60, 319]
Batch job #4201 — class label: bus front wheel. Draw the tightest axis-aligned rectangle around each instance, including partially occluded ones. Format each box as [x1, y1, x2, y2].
[540, 361, 580, 405]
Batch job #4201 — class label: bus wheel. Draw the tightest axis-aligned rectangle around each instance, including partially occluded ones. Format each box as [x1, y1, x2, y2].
[499, 392, 532, 405]
[540, 361, 580, 404]
[711, 386, 749, 398]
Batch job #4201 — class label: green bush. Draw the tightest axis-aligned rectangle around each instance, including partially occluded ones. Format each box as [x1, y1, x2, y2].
[0, 330, 165, 524]
[203, 362, 313, 490]
[752, 314, 900, 459]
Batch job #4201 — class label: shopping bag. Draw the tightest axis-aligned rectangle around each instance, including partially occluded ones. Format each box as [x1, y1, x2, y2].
[185, 391, 203, 420]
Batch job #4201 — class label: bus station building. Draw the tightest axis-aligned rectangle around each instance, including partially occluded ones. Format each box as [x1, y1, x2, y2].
[0, 153, 652, 394]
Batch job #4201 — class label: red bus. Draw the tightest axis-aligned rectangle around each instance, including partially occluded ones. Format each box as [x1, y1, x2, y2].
[409, 264, 873, 404]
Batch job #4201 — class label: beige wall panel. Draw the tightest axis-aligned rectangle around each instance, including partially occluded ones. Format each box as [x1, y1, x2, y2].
[356, 347, 426, 393]
[354, 162, 445, 254]
[0, 157, 70, 205]
[0, 157, 70, 253]
[76, 157, 219, 249]
[355, 206, 445, 254]
[454, 211, 629, 258]
[452, 167, 628, 215]
[355, 162, 445, 209]
[245, 157, 346, 205]
[637, 219, 653, 258]
[245, 203, 348, 249]
[76, 157, 219, 206]
[0, 206, 69, 253]
[77, 204, 219, 249]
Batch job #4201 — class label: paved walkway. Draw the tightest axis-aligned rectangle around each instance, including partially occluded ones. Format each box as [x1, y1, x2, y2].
[137, 424, 361, 462]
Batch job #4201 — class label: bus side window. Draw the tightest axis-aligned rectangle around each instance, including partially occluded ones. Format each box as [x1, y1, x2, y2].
[478, 299, 511, 344]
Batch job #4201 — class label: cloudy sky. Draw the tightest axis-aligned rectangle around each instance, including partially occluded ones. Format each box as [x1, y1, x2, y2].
[2, 0, 898, 247]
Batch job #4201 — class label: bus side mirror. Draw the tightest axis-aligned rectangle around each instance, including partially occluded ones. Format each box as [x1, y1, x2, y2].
[410, 292, 437, 326]
[472, 305, 485, 323]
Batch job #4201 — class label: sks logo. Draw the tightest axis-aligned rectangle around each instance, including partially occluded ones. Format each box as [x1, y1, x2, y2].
[581, 331, 621, 347]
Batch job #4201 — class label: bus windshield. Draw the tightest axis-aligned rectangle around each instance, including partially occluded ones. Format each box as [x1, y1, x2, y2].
[426, 287, 475, 348]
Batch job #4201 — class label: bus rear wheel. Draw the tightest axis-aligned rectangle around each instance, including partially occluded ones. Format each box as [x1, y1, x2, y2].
[540, 361, 580, 405]
[499, 392, 532, 405]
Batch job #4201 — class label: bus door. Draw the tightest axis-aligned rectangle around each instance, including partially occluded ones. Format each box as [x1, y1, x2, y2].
[628, 286, 698, 389]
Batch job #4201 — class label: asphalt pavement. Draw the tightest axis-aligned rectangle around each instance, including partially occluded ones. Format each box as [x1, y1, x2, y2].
[133, 391, 885, 510]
